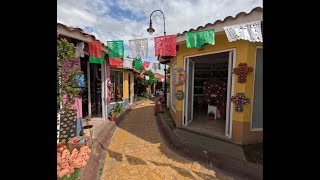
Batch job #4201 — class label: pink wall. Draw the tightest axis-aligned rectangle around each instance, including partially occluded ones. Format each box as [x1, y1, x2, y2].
[106, 58, 111, 105]
[62, 57, 83, 119]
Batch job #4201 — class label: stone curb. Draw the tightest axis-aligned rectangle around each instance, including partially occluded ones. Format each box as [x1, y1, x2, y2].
[155, 113, 263, 180]
[78, 99, 148, 180]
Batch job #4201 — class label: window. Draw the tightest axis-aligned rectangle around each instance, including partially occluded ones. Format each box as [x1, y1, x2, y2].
[110, 70, 124, 103]
[171, 64, 177, 111]
[251, 48, 263, 130]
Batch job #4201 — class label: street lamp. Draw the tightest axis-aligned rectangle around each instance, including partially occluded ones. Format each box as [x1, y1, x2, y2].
[147, 10, 168, 105]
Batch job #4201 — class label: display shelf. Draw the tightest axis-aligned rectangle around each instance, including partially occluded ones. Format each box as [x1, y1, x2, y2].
[194, 94, 203, 96]
[194, 78, 211, 80]
[195, 69, 228, 72]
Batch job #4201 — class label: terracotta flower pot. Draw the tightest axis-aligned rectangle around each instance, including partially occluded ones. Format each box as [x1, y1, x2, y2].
[109, 113, 116, 121]
[208, 115, 215, 120]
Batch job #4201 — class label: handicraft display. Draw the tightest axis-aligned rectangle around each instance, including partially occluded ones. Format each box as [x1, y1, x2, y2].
[233, 63, 253, 83]
[203, 77, 227, 107]
[175, 90, 185, 101]
[172, 67, 187, 86]
[231, 92, 250, 112]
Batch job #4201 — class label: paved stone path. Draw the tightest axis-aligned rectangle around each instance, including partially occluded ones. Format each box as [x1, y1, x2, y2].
[101, 100, 234, 180]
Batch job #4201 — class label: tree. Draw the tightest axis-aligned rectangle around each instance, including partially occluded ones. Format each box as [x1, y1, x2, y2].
[57, 38, 83, 111]
[143, 70, 155, 85]
[134, 76, 148, 96]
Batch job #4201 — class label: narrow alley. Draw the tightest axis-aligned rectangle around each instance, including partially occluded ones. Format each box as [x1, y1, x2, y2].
[101, 99, 234, 180]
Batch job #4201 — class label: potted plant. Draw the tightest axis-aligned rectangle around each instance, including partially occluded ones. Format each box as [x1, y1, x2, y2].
[108, 110, 116, 121]
[208, 111, 215, 120]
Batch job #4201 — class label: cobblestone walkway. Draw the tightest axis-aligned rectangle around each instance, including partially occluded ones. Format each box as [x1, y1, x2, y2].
[101, 100, 234, 180]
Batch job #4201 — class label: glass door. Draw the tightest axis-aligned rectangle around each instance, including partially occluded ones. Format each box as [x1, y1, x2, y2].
[185, 59, 194, 126]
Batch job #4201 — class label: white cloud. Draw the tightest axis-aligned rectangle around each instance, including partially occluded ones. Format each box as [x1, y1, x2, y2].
[58, 0, 262, 65]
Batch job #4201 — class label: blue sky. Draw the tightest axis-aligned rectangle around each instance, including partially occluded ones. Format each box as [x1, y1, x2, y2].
[57, 0, 262, 72]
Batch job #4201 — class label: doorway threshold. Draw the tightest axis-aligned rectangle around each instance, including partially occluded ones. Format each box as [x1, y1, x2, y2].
[177, 126, 241, 146]
[88, 118, 105, 121]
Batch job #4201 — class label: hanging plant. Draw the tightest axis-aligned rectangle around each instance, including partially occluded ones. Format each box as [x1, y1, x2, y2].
[175, 90, 184, 101]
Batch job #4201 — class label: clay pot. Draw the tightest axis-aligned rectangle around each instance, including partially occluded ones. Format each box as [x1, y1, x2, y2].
[109, 112, 116, 121]
[57, 142, 67, 154]
[208, 115, 215, 121]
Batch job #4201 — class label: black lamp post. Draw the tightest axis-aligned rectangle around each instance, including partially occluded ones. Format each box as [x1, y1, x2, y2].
[147, 10, 168, 105]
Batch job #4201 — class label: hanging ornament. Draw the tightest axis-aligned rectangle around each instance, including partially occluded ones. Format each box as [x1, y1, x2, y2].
[186, 29, 215, 48]
[88, 41, 103, 58]
[107, 40, 124, 58]
[142, 61, 150, 68]
[172, 67, 187, 86]
[75, 42, 84, 58]
[154, 78, 158, 83]
[175, 90, 184, 101]
[129, 38, 148, 58]
[231, 92, 250, 112]
[233, 63, 253, 83]
[223, 21, 263, 42]
[89, 51, 105, 64]
[152, 63, 157, 71]
[133, 58, 143, 70]
[109, 57, 123, 67]
[154, 34, 177, 56]
[123, 58, 133, 68]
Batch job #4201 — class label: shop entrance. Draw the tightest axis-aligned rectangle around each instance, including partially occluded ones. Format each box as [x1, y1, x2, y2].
[183, 50, 235, 138]
[80, 56, 106, 120]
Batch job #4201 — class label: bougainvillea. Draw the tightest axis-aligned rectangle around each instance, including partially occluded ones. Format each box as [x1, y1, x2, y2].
[57, 38, 83, 110]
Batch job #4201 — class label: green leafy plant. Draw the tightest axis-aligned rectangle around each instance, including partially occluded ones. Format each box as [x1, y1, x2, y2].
[111, 103, 125, 116]
[57, 38, 83, 112]
[143, 92, 153, 99]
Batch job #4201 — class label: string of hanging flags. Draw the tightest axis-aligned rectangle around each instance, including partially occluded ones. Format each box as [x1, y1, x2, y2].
[129, 38, 148, 58]
[83, 20, 262, 67]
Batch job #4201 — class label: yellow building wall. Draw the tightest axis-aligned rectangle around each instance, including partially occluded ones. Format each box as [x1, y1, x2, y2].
[129, 72, 133, 99]
[124, 70, 129, 99]
[170, 33, 262, 144]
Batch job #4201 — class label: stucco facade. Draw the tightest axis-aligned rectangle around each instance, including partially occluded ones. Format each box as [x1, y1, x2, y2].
[168, 7, 263, 145]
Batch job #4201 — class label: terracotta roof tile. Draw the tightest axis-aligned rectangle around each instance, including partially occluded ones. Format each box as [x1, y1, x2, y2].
[57, 23, 106, 47]
[177, 7, 262, 36]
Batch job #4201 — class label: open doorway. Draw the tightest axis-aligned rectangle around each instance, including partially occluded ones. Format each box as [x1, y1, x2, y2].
[183, 50, 234, 139]
[80, 55, 106, 120]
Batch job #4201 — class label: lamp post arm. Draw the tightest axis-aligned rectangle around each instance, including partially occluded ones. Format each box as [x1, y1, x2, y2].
[150, 10, 166, 36]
